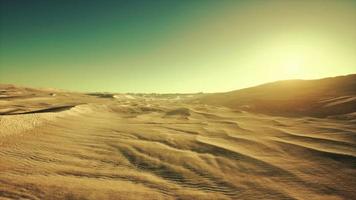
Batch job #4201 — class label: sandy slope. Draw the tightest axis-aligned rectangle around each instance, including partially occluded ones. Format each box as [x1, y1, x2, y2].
[198, 74, 356, 117]
[0, 84, 355, 200]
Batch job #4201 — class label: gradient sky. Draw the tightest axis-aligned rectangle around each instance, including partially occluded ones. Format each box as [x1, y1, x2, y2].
[1, 0, 355, 93]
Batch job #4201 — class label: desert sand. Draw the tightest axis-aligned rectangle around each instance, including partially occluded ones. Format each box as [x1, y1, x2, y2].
[0, 76, 355, 200]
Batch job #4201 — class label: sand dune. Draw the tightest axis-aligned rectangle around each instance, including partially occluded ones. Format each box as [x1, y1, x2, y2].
[0, 78, 355, 200]
[198, 74, 356, 117]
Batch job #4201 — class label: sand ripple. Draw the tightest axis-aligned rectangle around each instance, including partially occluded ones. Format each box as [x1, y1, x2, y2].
[0, 91, 355, 200]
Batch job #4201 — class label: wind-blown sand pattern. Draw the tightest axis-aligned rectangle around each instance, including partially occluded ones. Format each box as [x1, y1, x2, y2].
[0, 81, 355, 200]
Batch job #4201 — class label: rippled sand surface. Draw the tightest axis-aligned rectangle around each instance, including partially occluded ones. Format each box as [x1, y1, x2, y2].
[0, 85, 355, 200]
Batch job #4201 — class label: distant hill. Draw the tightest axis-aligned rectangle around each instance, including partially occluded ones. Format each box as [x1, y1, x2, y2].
[198, 74, 356, 117]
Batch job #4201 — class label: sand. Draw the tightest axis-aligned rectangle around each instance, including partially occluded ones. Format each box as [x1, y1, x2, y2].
[0, 81, 355, 200]
[198, 74, 356, 117]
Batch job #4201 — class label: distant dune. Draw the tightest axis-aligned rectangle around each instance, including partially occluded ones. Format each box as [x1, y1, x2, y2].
[0, 75, 355, 200]
[198, 74, 356, 118]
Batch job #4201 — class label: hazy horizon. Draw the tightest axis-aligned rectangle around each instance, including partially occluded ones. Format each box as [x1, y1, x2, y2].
[1, 73, 355, 95]
[1, 0, 356, 93]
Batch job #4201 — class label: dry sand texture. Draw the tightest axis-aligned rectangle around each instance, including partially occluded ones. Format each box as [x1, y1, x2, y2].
[0, 79, 355, 200]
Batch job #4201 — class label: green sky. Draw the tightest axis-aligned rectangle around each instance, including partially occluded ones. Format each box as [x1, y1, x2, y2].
[1, 0, 355, 93]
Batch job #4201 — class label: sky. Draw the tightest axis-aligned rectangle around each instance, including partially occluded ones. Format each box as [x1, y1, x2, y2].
[1, 0, 355, 93]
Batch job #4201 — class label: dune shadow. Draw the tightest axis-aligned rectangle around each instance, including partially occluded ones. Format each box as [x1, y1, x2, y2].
[0, 105, 76, 115]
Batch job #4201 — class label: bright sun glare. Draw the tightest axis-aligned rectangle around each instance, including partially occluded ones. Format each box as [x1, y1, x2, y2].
[284, 62, 301, 77]
[277, 53, 304, 79]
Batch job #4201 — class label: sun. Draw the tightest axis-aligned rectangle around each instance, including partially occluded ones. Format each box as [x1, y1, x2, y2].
[285, 63, 300, 75]
[280, 58, 303, 78]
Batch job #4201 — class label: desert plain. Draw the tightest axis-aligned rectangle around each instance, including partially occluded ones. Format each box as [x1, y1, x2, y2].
[0, 75, 355, 200]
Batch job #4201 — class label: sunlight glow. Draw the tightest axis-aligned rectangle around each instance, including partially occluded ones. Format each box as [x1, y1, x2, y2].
[283, 62, 301, 77]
